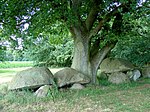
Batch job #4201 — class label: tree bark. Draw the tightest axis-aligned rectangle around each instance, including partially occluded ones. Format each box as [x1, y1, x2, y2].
[71, 35, 92, 80]
[90, 44, 115, 84]
[71, 31, 115, 84]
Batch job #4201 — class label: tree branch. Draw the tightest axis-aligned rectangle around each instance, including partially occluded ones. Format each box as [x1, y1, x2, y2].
[91, 43, 115, 71]
[89, 3, 127, 38]
[90, 38, 100, 57]
[85, 0, 102, 31]
[90, 43, 116, 83]
[112, 12, 123, 34]
[90, 33, 108, 57]
[70, 0, 88, 36]
[85, 7, 98, 31]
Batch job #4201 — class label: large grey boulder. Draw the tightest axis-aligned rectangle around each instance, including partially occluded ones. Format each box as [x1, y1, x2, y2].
[54, 67, 90, 87]
[127, 70, 141, 81]
[108, 72, 130, 84]
[34, 85, 51, 97]
[8, 67, 54, 90]
[142, 67, 150, 78]
[100, 58, 135, 73]
[132, 70, 141, 81]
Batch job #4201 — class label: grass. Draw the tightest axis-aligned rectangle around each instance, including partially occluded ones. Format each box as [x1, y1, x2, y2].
[0, 61, 33, 68]
[0, 78, 150, 112]
[0, 65, 63, 84]
[0, 61, 33, 84]
[0, 69, 16, 73]
[0, 66, 150, 112]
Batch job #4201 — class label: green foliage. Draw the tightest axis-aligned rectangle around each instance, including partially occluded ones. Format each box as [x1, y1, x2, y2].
[111, 14, 150, 66]
[0, 48, 28, 62]
[0, 0, 149, 70]
[112, 37, 150, 66]
[0, 0, 144, 38]
[24, 39, 73, 67]
[0, 46, 6, 62]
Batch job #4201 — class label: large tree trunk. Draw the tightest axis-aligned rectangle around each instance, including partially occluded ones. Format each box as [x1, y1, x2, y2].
[71, 35, 92, 79]
[69, 0, 123, 84]
[71, 33, 115, 84]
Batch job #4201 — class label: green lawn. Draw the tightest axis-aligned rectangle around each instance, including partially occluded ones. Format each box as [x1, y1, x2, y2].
[0, 77, 150, 112]
[0, 65, 63, 84]
[0, 64, 150, 112]
[0, 61, 33, 84]
[0, 67, 32, 80]
[0, 61, 33, 68]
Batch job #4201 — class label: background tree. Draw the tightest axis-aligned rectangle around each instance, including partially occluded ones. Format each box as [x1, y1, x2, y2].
[24, 37, 73, 67]
[111, 8, 150, 66]
[0, 46, 6, 61]
[0, 0, 149, 83]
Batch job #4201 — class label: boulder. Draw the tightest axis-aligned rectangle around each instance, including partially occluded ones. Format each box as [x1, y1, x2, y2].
[108, 72, 130, 84]
[8, 67, 54, 90]
[142, 67, 150, 78]
[70, 83, 85, 90]
[54, 67, 90, 87]
[100, 58, 134, 73]
[97, 70, 108, 79]
[126, 71, 133, 79]
[34, 85, 51, 97]
[127, 70, 141, 81]
[133, 70, 141, 81]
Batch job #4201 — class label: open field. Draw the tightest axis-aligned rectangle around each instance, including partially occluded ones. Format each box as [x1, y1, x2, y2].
[0, 61, 33, 83]
[0, 61, 63, 84]
[0, 67, 63, 84]
[0, 67, 31, 84]
[0, 61, 34, 68]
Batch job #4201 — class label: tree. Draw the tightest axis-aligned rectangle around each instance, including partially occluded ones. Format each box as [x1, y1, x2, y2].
[24, 37, 73, 67]
[0, 30, 7, 61]
[0, 0, 149, 83]
[111, 11, 150, 66]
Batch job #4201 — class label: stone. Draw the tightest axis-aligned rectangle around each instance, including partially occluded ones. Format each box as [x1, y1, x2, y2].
[108, 72, 130, 84]
[126, 71, 133, 79]
[54, 67, 90, 87]
[126, 70, 141, 81]
[142, 67, 150, 78]
[34, 85, 50, 97]
[132, 70, 141, 81]
[8, 67, 54, 90]
[100, 58, 134, 73]
[97, 70, 108, 79]
[70, 83, 85, 90]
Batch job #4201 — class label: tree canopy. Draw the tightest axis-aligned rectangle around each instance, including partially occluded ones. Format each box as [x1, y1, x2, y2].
[112, 13, 150, 66]
[0, 0, 149, 83]
[0, 0, 149, 37]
